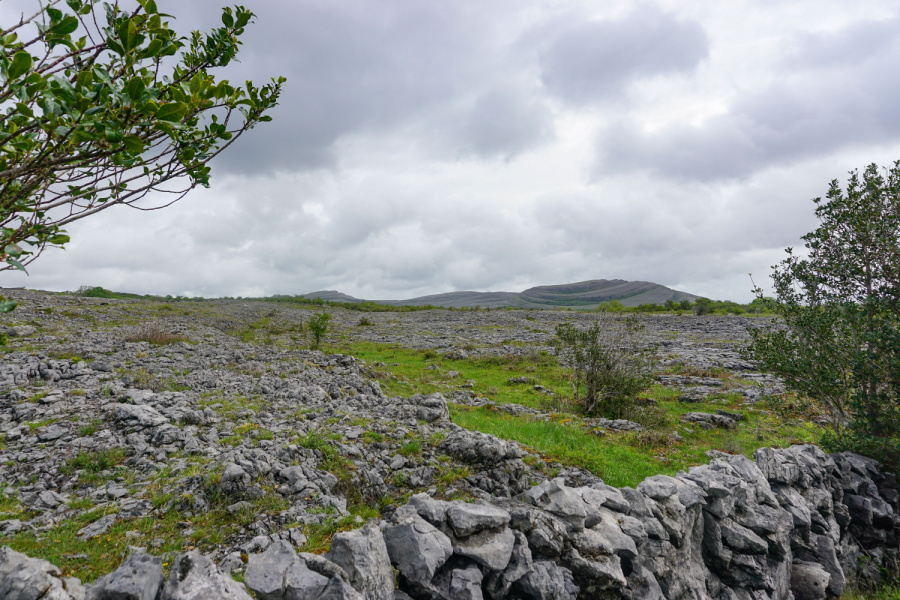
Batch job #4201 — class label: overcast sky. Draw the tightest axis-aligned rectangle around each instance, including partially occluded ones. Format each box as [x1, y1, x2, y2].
[3, 0, 900, 302]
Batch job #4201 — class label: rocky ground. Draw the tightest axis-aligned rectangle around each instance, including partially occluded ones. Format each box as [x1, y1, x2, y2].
[1, 288, 894, 600]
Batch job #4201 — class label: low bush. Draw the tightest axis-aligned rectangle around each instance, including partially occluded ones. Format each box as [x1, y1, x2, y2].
[125, 322, 188, 346]
[308, 310, 331, 349]
[555, 314, 655, 419]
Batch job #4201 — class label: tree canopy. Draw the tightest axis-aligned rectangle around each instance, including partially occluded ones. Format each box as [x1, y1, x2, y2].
[747, 162, 900, 469]
[0, 0, 284, 272]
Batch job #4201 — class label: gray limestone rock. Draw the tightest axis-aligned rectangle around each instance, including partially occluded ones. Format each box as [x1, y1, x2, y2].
[78, 514, 117, 539]
[680, 412, 737, 430]
[446, 503, 510, 537]
[86, 551, 162, 600]
[284, 561, 329, 600]
[484, 530, 532, 599]
[326, 522, 394, 600]
[433, 560, 483, 600]
[160, 552, 252, 600]
[407, 494, 451, 525]
[791, 561, 830, 600]
[515, 560, 578, 600]
[522, 478, 587, 531]
[450, 525, 515, 572]
[110, 404, 168, 429]
[220, 463, 251, 496]
[410, 393, 450, 423]
[245, 540, 299, 600]
[384, 514, 452, 589]
[6, 325, 36, 337]
[0, 546, 85, 600]
[317, 577, 364, 600]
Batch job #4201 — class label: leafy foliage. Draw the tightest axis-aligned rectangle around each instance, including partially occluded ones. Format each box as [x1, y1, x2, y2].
[554, 315, 655, 418]
[308, 310, 331, 349]
[0, 0, 284, 271]
[746, 162, 900, 470]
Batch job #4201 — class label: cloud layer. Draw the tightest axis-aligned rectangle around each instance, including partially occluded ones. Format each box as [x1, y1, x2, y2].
[3, 0, 900, 302]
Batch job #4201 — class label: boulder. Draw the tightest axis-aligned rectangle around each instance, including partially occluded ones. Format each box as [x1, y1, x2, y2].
[160, 551, 252, 600]
[384, 511, 453, 590]
[220, 464, 251, 496]
[245, 541, 299, 600]
[791, 561, 830, 600]
[514, 560, 578, 600]
[109, 404, 168, 429]
[0, 546, 85, 600]
[326, 522, 394, 600]
[522, 478, 587, 531]
[446, 503, 510, 537]
[86, 551, 162, 600]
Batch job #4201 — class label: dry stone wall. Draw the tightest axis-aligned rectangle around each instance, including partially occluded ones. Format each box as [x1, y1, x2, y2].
[2, 444, 897, 600]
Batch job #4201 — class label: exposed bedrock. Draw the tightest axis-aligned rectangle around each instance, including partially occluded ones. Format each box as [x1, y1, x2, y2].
[3, 444, 897, 600]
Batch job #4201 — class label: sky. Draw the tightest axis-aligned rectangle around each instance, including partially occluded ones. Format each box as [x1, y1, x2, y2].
[3, 0, 900, 302]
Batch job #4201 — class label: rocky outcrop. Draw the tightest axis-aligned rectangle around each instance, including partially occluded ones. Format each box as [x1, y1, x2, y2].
[3, 444, 896, 600]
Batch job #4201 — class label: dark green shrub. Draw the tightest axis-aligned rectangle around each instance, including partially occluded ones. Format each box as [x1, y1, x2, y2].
[746, 162, 900, 471]
[308, 310, 331, 349]
[555, 315, 655, 419]
[693, 298, 714, 315]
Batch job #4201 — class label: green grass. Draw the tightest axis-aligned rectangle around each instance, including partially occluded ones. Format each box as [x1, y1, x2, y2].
[60, 448, 127, 484]
[841, 587, 900, 600]
[450, 402, 817, 488]
[1, 489, 292, 582]
[333, 341, 569, 408]
[333, 340, 819, 488]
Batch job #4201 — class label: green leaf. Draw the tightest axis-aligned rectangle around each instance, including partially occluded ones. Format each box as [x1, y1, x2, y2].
[104, 127, 124, 143]
[7, 51, 33, 80]
[106, 37, 125, 56]
[0, 300, 18, 314]
[6, 258, 27, 272]
[4, 244, 23, 257]
[141, 0, 158, 14]
[51, 16, 79, 36]
[143, 38, 163, 57]
[76, 69, 93, 88]
[119, 19, 138, 53]
[48, 234, 70, 245]
[126, 77, 145, 101]
[156, 102, 186, 122]
[122, 135, 143, 154]
[222, 10, 234, 28]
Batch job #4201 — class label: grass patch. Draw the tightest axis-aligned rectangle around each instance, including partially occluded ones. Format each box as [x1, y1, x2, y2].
[449, 400, 817, 488]
[334, 341, 569, 408]
[60, 448, 127, 484]
[25, 418, 57, 432]
[840, 587, 900, 600]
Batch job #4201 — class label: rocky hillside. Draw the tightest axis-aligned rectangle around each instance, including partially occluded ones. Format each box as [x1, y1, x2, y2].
[301, 279, 699, 309]
[0, 288, 896, 600]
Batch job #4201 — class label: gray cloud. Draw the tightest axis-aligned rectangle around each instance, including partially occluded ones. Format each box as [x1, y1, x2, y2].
[536, 5, 709, 104]
[166, 0, 555, 174]
[5, 1, 900, 304]
[594, 14, 900, 180]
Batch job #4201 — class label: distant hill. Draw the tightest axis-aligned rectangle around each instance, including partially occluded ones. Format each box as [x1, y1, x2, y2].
[300, 279, 699, 309]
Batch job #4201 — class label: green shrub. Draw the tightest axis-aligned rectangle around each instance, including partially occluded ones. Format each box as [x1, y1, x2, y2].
[746, 162, 900, 471]
[693, 298, 714, 315]
[554, 315, 655, 419]
[308, 311, 331, 349]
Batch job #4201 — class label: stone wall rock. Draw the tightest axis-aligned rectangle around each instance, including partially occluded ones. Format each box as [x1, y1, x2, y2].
[2, 444, 898, 599]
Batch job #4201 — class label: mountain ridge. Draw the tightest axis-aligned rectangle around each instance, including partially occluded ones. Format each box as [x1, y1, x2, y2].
[300, 279, 698, 309]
